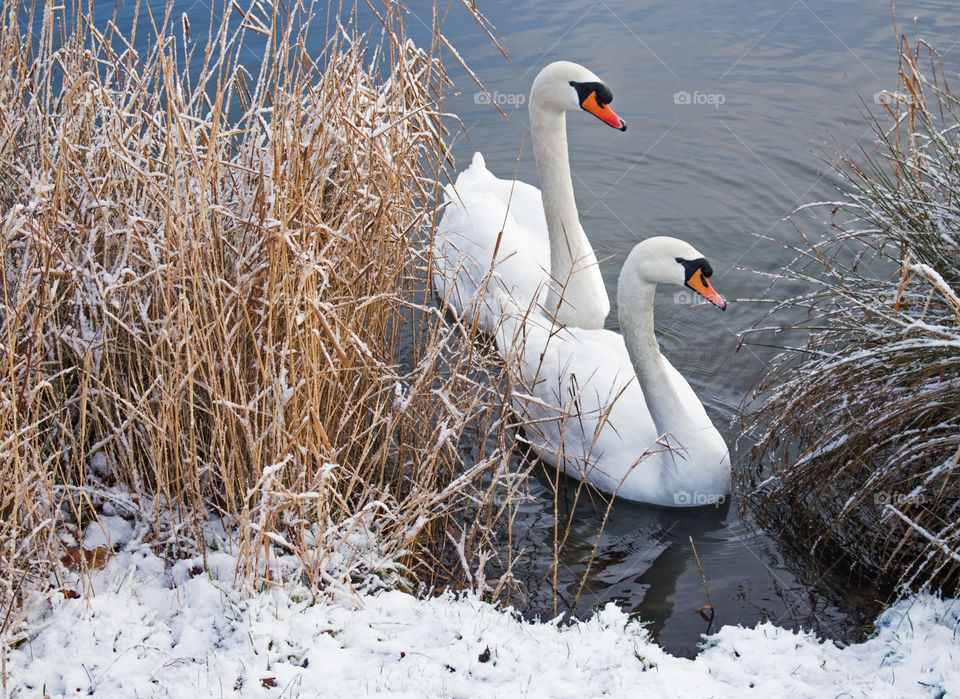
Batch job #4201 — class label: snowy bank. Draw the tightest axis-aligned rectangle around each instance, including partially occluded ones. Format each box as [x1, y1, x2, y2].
[5, 549, 959, 697]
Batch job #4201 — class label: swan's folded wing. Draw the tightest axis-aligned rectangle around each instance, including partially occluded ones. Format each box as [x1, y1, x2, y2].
[434, 160, 551, 330]
[503, 321, 658, 485]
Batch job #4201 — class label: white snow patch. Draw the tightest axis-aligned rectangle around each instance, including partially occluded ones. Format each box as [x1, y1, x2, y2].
[5, 548, 959, 697]
[81, 516, 135, 550]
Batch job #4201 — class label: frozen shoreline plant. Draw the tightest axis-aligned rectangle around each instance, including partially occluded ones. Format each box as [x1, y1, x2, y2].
[741, 31, 960, 595]
[0, 0, 518, 644]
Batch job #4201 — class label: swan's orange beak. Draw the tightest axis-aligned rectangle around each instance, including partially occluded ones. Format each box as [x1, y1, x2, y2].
[685, 269, 726, 310]
[581, 91, 627, 131]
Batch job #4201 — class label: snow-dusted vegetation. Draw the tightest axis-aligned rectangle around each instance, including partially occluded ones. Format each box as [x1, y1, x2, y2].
[742, 34, 960, 593]
[0, 0, 519, 657]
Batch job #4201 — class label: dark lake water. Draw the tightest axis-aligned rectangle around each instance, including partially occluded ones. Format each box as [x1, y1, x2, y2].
[80, 0, 960, 656]
[427, 0, 960, 656]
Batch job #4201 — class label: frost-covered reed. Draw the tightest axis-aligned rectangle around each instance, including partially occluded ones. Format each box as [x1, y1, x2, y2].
[0, 0, 520, 640]
[741, 32, 960, 594]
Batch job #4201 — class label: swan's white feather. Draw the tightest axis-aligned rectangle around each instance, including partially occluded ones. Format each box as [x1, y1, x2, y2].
[433, 152, 552, 331]
[499, 310, 727, 505]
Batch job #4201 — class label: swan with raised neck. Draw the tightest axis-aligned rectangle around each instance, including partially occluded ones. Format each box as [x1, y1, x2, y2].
[433, 62, 626, 334]
[617, 237, 730, 499]
[529, 61, 626, 329]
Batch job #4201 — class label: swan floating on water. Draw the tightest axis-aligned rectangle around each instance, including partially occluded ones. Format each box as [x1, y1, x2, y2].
[497, 236, 731, 507]
[434, 61, 627, 332]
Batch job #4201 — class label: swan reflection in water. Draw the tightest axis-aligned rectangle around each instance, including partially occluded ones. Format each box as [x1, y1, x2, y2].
[506, 472, 742, 659]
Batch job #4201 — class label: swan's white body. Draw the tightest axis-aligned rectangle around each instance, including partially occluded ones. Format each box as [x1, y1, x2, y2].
[434, 61, 625, 332]
[497, 237, 731, 506]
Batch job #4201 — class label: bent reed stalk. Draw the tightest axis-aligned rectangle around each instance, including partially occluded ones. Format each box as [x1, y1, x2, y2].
[0, 0, 522, 641]
[740, 30, 960, 595]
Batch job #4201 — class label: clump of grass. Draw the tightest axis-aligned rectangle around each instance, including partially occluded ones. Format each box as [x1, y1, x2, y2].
[740, 30, 960, 594]
[0, 0, 520, 642]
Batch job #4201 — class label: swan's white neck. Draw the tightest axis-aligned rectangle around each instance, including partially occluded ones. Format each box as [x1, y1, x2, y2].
[529, 100, 609, 329]
[615, 246, 730, 500]
[617, 270, 689, 437]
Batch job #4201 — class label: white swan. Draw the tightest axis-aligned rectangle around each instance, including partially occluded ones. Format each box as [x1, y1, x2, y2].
[497, 236, 731, 506]
[434, 61, 627, 332]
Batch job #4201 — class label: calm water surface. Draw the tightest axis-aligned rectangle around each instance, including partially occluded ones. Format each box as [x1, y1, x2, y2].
[88, 0, 960, 656]
[429, 0, 960, 656]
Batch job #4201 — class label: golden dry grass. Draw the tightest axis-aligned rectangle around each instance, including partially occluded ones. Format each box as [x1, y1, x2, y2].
[0, 0, 524, 642]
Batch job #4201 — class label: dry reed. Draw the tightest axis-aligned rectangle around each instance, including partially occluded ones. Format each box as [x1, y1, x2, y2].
[0, 0, 523, 644]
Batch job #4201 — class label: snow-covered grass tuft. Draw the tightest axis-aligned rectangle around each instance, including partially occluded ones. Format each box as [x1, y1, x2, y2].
[741, 30, 960, 594]
[0, 0, 520, 651]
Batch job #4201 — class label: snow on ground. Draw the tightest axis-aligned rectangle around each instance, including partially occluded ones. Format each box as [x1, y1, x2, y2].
[5, 546, 959, 697]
